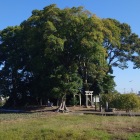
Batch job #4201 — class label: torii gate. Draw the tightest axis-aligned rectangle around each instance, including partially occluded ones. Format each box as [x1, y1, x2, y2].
[85, 91, 93, 107]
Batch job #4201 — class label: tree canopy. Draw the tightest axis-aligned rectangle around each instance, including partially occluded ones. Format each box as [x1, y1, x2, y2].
[0, 4, 140, 109]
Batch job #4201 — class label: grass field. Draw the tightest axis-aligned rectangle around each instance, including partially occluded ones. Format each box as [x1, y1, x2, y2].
[0, 112, 140, 140]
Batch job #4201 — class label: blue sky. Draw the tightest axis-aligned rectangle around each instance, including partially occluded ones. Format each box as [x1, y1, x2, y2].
[0, 0, 140, 93]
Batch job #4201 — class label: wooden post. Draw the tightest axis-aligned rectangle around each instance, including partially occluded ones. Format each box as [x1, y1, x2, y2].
[85, 91, 88, 107]
[95, 95, 97, 111]
[91, 94, 92, 106]
[79, 94, 81, 106]
[106, 101, 108, 111]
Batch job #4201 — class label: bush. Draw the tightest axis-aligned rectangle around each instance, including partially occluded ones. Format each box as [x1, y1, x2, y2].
[117, 93, 140, 112]
[100, 93, 119, 108]
[101, 93, 140, 112]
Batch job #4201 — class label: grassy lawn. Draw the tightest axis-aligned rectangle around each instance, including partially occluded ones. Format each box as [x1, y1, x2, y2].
[0, 112, 140, 140]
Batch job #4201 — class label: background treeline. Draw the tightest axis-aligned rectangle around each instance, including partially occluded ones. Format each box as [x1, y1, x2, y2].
[0, 4, 140, 108]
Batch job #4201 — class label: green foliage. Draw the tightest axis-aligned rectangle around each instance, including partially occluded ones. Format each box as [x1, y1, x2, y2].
[129, 133, 140, 140]
[101, 93, 140, 112]
[0, 4, 140, 107]
[102, 75, 116, 94]
[51, 66, 83, 99]
[101, 92, 119, 108]
[69, 97, 79, 106]
[103, 18, 140, 71]
[117, 93, 140, 112]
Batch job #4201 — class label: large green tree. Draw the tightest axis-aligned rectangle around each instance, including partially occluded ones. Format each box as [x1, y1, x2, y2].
[0, 4, 140, 110]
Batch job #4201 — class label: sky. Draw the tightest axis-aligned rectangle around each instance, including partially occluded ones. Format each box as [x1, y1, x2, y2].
[0, 0, 140, 94]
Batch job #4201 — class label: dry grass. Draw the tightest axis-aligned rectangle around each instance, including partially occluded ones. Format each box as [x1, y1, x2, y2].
[0, 111, 140, 140]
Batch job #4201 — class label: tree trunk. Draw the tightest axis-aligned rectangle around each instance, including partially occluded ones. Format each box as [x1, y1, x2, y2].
[56, 97, 69, 113]
[40, 98, 42, 106]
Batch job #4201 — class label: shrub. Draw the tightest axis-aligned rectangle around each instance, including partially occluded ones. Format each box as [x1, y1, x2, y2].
[101, 93, 140, 112]
[100, 93, 119, 108]
[117, 93, 140, 112]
